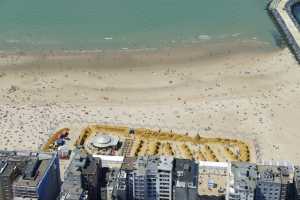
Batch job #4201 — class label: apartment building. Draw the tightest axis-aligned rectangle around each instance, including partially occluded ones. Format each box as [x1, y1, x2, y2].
[113, 156, 173, 200]
[0, 161, 20, 200]
[255, 165, 289, 200]
[226, 162, 257, 200]
[0, 150, 61, 200]
[295, 166, 300, 200]
[12, 153, 61, 200]
[131, 156, 173, 200]
[60, 149, 102, 200]
[173, 159, 198, 200]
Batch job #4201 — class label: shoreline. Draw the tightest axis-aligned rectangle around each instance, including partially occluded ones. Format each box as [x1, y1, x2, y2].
[0, 39, 276, 67]
[0, 35, 274, 54]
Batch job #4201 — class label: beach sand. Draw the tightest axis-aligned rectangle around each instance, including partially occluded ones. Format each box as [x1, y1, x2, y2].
[0, 40, 299, 164]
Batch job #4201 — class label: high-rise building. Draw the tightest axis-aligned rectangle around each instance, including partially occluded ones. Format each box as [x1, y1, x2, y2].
[114, 156, 200, 200]
[0, 161, 20, 200]
[60, 150, 87, 200]
[226, 162, 257, 200]
[173, 159, 199, 200]
[113, 156, 174, 200]
[101, 168, 120, 200]
[255, 165, 289, 200]
[113, 170, 128, 200]
[226, 162, 293, 200]
[131, 156, 173, 200]
[59, 149, 102, 200]
[0, 150, 61, 200]
[113, 157, 136, 200]
[12, 152, 61, 200]
[295, 166, 300, 200]
[82, 156, 102, 200]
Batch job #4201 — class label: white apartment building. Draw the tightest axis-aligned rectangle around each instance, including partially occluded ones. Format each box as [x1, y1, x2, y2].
[129, 156, 173, 200]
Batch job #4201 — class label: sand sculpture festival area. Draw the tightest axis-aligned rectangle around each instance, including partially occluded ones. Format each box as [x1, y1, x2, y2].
[0, 41, 300, 164]
[42, 125, 252, 162]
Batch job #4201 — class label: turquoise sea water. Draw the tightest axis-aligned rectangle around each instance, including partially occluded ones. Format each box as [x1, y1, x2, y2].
[0, 0, 277, 52]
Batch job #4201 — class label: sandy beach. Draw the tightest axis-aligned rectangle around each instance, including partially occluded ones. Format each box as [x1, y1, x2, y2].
[0, 41, 299, 164]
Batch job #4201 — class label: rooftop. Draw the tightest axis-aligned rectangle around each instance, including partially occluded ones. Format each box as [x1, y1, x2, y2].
[229, 162, 257, 195]
[134, 156, 173, 173]
[0, 150, 56, 188]
[173, 158, 198, 187]
[0, 161, 9, 175]
[120, 157, 137, 171]
[91, 134, 119, 148]
[13, 158, 51, 188]
[0, 160, 20, 177]
[60, 150, 88, 200]
[257, 165, 289, 184]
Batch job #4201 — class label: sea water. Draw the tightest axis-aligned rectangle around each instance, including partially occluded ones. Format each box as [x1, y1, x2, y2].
[0, 0, 277, 52]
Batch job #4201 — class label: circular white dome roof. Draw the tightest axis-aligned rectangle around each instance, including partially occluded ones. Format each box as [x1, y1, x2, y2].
[90, 134, 119, 148]
[93, 134, 111, 145]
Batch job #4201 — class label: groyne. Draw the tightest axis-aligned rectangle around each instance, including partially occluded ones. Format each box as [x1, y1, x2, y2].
[268, 0, 300, 63]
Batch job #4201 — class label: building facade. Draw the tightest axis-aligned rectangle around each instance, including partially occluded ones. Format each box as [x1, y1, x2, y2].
[0, 150, 61, 200]
[113, 156, 199, 200]
[113, 156, 174, 200]
[255, 165, 289, 200]
[173, 159, 199, 200]
[12, 152, 61, 200]
[130, 156, 173, 200]
[226, 162, 293, 200]
[82, 156, 102, 200]
[295, 166, 300, 200]
[226, 162, 257, 200]
[0, 161, 21, 200]
[60, 149, 102, 200]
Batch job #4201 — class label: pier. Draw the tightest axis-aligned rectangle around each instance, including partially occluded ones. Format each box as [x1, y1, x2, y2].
[268, 0, 300, 63]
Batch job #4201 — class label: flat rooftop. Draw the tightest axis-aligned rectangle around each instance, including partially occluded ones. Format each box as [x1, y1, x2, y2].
[134, 156, 174, 173]
[174, 159, 198, 184]
[14, 159, 51, 188]
[230, 162, 257, 193]
[257, 165, 282, 183]
[0, 160, 19, 177]
[0, 150, 55, 188]
[198, 161, 228, 197]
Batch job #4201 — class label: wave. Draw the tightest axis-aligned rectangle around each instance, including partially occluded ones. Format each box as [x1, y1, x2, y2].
[5, 39, 20, 44]
[232, 33, 241, 37]
[197, 35, 212, 40]
[104, 37, 113, 40]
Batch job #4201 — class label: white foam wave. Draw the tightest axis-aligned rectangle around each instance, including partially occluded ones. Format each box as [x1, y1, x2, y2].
[104, 37, 113, 40]
[197, 35, 211, 40]
[232, 33, 241, 37]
